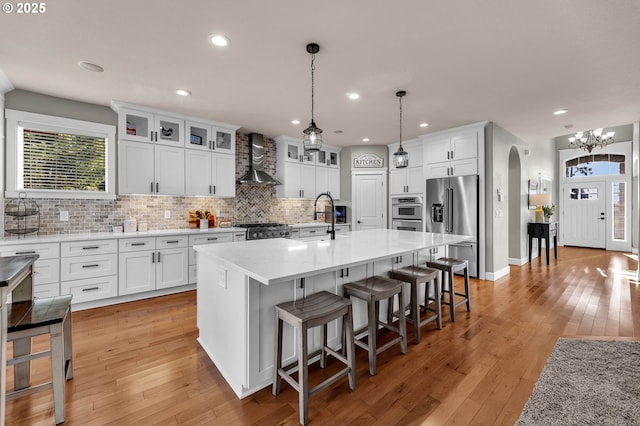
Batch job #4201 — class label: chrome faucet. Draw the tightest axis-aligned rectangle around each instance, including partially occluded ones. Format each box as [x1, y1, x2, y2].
[313, 192, 335, 240]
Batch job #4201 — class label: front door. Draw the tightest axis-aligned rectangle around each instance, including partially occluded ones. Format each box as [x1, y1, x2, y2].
[353, 173, 385, 230]
[562, 181, 606, 248]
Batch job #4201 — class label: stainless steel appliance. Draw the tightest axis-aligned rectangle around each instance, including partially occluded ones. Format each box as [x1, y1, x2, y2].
[326, 205, 347, 224]
[237, 223, 292, 240]
[391, 196, 423, 231]
[426, 175, 479, 277]
[391, 219, 424, 232]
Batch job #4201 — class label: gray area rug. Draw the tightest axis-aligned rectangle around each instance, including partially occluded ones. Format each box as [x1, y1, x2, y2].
[516, 338, 640, 426]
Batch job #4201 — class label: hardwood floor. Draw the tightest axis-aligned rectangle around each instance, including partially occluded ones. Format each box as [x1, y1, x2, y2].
[5, 247, 640, 425]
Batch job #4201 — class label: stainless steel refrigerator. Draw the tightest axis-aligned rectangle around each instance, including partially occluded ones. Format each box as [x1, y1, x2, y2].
[426, 175, 479, 278]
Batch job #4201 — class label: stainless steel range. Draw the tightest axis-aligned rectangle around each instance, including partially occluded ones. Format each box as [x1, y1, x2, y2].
[237, 223, 293, 240]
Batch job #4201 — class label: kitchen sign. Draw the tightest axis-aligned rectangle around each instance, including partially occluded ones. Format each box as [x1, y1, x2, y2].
[353, 153, 384, 168]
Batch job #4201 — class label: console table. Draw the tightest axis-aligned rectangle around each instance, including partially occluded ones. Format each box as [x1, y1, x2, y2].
[528, 222, 558, 265]
[0, 255, 38, 426]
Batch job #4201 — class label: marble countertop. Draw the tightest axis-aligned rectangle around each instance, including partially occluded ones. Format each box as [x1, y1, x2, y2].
[0, 227, 246, 246]
[194, 229, 471, 285]
[291, 222, 350, 228]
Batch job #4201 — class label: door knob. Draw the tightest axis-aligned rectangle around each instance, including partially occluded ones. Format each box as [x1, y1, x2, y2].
[357, 220, 361, 224]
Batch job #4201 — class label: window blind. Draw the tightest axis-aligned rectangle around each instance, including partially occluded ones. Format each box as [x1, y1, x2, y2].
[20, 128, 106, 192]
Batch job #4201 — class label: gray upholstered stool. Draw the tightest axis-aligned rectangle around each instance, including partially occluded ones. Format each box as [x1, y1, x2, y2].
[342, 275, 407, 375]
[7, 294, 74, 425]
[273, 290, 356, 426]
[426, 257, 470, 322]
[388, 265, 442, 343]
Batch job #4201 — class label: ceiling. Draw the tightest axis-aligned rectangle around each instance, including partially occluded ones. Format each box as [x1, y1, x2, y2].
[1, 0, 640, 147]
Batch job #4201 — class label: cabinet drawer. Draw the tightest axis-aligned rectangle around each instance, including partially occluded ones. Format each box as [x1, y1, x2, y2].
[0, 242, 59, 259]
[233, 232, 246, 241]
[119, 237, 156, 253]
[189, 233, 233, 264]
[34, 282, 60, 299]
[157, 235, 188, 249]
[61, 275, 118, 304]
[299, 227, 326, 238]
[60, 253, 117, 281]
[61, 239, 117, 257]
[34, 258, 60, 285]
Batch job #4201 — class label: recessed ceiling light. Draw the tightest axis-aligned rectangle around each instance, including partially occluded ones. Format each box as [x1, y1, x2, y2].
[209, 34, 230, 47]
[553, 109, 568, 115]
[291, 119, 300, 125]
[362, 138, 370, 142]
[77, 61, 104, 72]
[334, 130, 343, 134]
[176, 89, 191, 96]
[419, 122, 429, 128]
[347, 92, 360, 100]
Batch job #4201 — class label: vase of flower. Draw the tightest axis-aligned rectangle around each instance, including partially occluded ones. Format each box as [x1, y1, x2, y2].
[542, 204, 555, 222]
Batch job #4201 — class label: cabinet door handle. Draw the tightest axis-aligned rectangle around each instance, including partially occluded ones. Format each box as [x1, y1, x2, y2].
[209, 185, 212, 194]
[82, 287, 100, 292]
[82, 246, 100, 250]
[150, 130, 154, 140]
[213, 185, 216, 195]
[15, 250, 36, 255]
[166, 240, 179, 244]
[207, 237, 218, 241]
[131, 242, 146, 247]
[151, 182, 154, 193]
[450, 150, 454, 159]
[152, 252, 155, 263]
[156, 182, 159, 193]
[309, 230, 317, 233]
[155, 131, 158, 142]
[82, 264, 100, 268]
[157, 252, 161, 262]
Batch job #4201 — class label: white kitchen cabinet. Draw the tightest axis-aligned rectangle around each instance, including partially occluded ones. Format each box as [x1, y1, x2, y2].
[277, 136, 316, 165]
[119, 236, 188, 295]
[277, 162, 316, 199]
[116, 106, 184, 147]
[317, 147, 340, 168]
[185, 149, 235, 197]
[0, 242, 60, 297]
[119, 140, 185, 195]
[389, 167, 424, 195]
[185, 120, 236, 154]
[315, 167, 340, 199]
[60, 239, 118, 303]
[188, 233, 234, 284]
[423, 130, 478, 178]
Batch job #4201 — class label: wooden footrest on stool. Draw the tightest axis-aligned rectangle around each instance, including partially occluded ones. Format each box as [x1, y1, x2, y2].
[426, 257, 470, 322]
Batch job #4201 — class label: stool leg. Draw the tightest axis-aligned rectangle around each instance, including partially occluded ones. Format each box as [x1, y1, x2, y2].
[464, 267, 471, 312]
[50, 325, 65, 425]
[12, 337, 31, 390]
[298, 324, 309, 426]
[434, 277, 442, 329]
[320, 323, 327, 369]
[397, 289, 407, 354]
[449, 271, 456, 322]
[63, 310, 73, 380]
[345, 305, 356, 390]
[411, 280, 420, 343]
[368, 299, 378, 375]
[272, 315, 283, 396]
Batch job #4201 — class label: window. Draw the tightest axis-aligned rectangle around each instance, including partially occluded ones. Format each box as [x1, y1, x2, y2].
[565, 153, 626, 177]
[569, 187, 598, 200]
[5, 110, 116, 199]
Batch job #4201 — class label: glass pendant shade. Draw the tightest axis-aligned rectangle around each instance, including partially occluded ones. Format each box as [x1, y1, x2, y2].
[303, 120, 322, 151]
[393, 146, 409, 168]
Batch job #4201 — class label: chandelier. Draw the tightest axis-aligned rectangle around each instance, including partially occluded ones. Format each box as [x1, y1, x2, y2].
[303, 43, 323, 152]
[568, 128, 615, 153]
[393, 90, 409, 168]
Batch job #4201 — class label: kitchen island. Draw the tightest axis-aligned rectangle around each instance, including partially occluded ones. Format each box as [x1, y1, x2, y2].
[194, 229, 471, 398]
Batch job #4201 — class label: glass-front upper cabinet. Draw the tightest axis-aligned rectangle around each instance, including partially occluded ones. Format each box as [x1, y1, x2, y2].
[317, 147, 340, 168]
[282, 139, 316, 164]
[118, 107, 184, 147]
[185, 121, 235, 154]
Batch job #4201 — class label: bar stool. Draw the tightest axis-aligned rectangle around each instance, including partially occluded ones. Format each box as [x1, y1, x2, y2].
[273, 290, 355, 426]
[342, 276, 407, 376]
[388, 265, 442, 343]
[7, 294, 74, 425]
[426, 257, 470, 322]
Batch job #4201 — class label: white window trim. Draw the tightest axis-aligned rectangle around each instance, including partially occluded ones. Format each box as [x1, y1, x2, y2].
[5, 109, 116, 200]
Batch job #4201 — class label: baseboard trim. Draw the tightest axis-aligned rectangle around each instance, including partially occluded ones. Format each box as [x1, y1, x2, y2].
[485, 266, 510, 281]
[508, 256, 528, 266]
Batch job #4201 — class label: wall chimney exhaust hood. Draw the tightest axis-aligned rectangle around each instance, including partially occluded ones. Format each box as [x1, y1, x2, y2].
[238, 133, 282, 185]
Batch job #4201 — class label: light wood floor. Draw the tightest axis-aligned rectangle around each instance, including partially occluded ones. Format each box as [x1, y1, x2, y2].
[5, 247, 640, 425]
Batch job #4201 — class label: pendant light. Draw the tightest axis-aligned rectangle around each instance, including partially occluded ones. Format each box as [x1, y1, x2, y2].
[393, 90, 409, 168]
[303, 43, 323, 151]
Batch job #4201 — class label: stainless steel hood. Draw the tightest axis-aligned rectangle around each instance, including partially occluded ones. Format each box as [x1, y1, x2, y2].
[238, 133, 282, 185]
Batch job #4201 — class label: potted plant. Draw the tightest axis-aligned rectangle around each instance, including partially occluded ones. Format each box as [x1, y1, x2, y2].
[542, 204, 555, 222]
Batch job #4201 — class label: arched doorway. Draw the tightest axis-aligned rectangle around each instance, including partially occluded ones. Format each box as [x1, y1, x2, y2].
[508, 146, 523, 263]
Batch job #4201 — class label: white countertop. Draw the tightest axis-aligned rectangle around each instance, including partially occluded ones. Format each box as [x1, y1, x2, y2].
[0, 227, 246, 245]
[194, 229, 471, 285]
[291, 222, 349, 228]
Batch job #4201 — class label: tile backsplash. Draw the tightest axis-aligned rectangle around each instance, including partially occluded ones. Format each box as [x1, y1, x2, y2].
[3, 133, 332, 236]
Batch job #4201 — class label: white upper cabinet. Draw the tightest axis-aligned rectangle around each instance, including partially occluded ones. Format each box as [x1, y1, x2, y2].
[316, 167, 340, 199]
[118, 141, 184, 195]
[185, 150, 235, 197]
[316, 147, 340, 168]
[117, 107, 184, 147]
[388, 139, 424, 196]
[280, 136, 317, 165]
[422, 126, 481, 178]
[185, 120, 236, 155]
